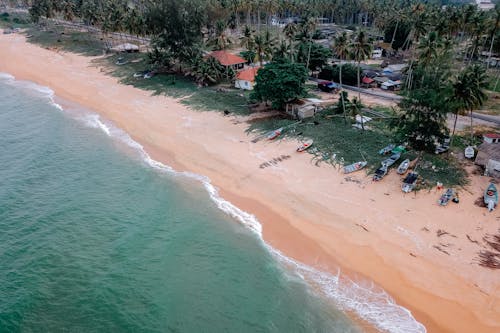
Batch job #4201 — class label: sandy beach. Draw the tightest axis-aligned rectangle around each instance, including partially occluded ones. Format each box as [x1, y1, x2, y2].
[1, 32, 499, 332]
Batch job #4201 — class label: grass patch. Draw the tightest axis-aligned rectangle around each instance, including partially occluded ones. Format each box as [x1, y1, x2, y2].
[93, 53, 251, 115]
[247, 112, 395, 167]
[416, 153, 468, 187]
[0, 12, 31, 29]
[25, 26, 104, 56]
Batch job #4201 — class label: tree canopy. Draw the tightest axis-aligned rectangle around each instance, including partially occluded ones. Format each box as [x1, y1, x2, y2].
[250, 61, 308, 109]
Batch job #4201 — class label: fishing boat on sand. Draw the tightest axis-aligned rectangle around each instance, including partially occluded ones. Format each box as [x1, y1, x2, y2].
[296, 139, 313, 152]
[379, 144, 396, 155]
[402, 172, 418, 193]
[484, 183, 498, 212]
[397, 159, 410, 175]
[267, 128, 283, 140]
[438, 188, 454, 206]
[382, 153, 401, 167]
[344, 161, 367, 174]
[373, 164, 388, 181]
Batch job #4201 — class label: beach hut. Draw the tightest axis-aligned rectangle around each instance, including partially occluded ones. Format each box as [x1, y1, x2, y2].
[235, 67, 260, 90]
[285, 98, 327, 120]
[475, 143, 500, 178]
[208, 51, 246, 71]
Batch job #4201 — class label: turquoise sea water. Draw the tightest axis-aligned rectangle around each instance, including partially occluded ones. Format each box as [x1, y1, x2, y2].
[0, 75, 361, 332]
[0, 74, 426, 333]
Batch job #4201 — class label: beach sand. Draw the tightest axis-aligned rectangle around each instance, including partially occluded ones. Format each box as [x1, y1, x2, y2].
[1, 32, 499, 333]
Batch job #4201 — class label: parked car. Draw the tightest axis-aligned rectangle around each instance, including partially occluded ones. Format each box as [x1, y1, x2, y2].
[317, 81, 339, 93]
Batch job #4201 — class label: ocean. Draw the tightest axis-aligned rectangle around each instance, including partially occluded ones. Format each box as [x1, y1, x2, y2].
[0, 73, 425, 333]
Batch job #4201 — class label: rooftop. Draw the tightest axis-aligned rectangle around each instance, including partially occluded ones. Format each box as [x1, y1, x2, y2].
[208, 51, 246, 66]
[236, 67, 260, 81]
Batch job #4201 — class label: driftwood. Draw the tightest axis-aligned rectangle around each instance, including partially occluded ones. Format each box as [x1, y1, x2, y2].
[478, 251, 500, 269]
[437, 229, 449, 237]
[483, 234, 500, 253]
[466, 234, 479, 245]
[355, 223, 369, 232]
[433, 245, 450, 255]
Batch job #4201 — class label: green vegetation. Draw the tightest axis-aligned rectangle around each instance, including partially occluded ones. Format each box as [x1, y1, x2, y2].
[0, 11, 30, 28]
[9, 0, 499, 187]
[250, 61, 308, 109]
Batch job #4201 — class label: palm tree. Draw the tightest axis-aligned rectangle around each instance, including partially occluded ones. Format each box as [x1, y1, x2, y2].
[209, 20, 232, 50]
[283, 22, 298, 62]
[349, 96, 365, 131]
[450, 65, 488, 147]
[254, 30, 273, 65]
[349, 30, 372, 101]
[240, 25, 255, 50]
[332, 32, 349, 123]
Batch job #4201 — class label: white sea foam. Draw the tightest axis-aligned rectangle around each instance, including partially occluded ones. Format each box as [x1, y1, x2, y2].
[0, 72, 63, 110]
[0, 72, 15, 81]
[81, 112, 425, 333]
[3, 73, 426, 333]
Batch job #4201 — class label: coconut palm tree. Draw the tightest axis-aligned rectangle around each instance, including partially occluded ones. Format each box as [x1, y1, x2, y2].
[349, 30, 372, 101]
[254, 30, 274, 65]
[332, 32, 349, 123]
[283, 22, 298, 62]
[450, 65, 489, 147]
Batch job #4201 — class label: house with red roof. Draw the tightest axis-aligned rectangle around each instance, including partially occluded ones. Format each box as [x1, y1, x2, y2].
[208, 51, 246, 71]
[235, 67, 260, 90]
[483, 133, 500, 144]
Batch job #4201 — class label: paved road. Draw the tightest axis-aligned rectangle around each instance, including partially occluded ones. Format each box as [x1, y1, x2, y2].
[312, 78, 499, 126]
[471, 113, 500, 126]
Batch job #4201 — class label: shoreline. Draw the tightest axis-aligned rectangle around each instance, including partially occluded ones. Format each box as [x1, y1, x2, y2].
[1, 32, 499, 333]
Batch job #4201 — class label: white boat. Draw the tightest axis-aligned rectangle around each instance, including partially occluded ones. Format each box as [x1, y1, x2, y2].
[397, 159, 410, 174]
[484, 183, 498, 212]
[296, 139, 313, 152]
[464, 146, 475, 159]
[343, 161, 367, 174]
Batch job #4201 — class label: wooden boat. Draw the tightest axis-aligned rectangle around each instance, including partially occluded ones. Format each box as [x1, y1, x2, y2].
[484, 183, 498, 212]
[296, 139, 313, 152]
[402, 172, 418, 193]
[379, 144, 395, 155]
[373, 164, 388, 181]
[397, 159, 410, 175]
[438, 188, 454, 206]
[464, 146, 475, 159]
[343, 161, 367, 174]
[382, 152, 401, 168]
[267, 128, 283, 140]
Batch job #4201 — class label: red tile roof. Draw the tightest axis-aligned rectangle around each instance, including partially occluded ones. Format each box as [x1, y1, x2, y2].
[362, 77, 375, 84]
[236, 67, 260, 81]
[209, 51, 246, 66]
[485, 133, 500, 139]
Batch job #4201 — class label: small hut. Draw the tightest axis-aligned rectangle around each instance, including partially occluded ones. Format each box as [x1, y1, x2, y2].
[475, 143, 500, 178]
